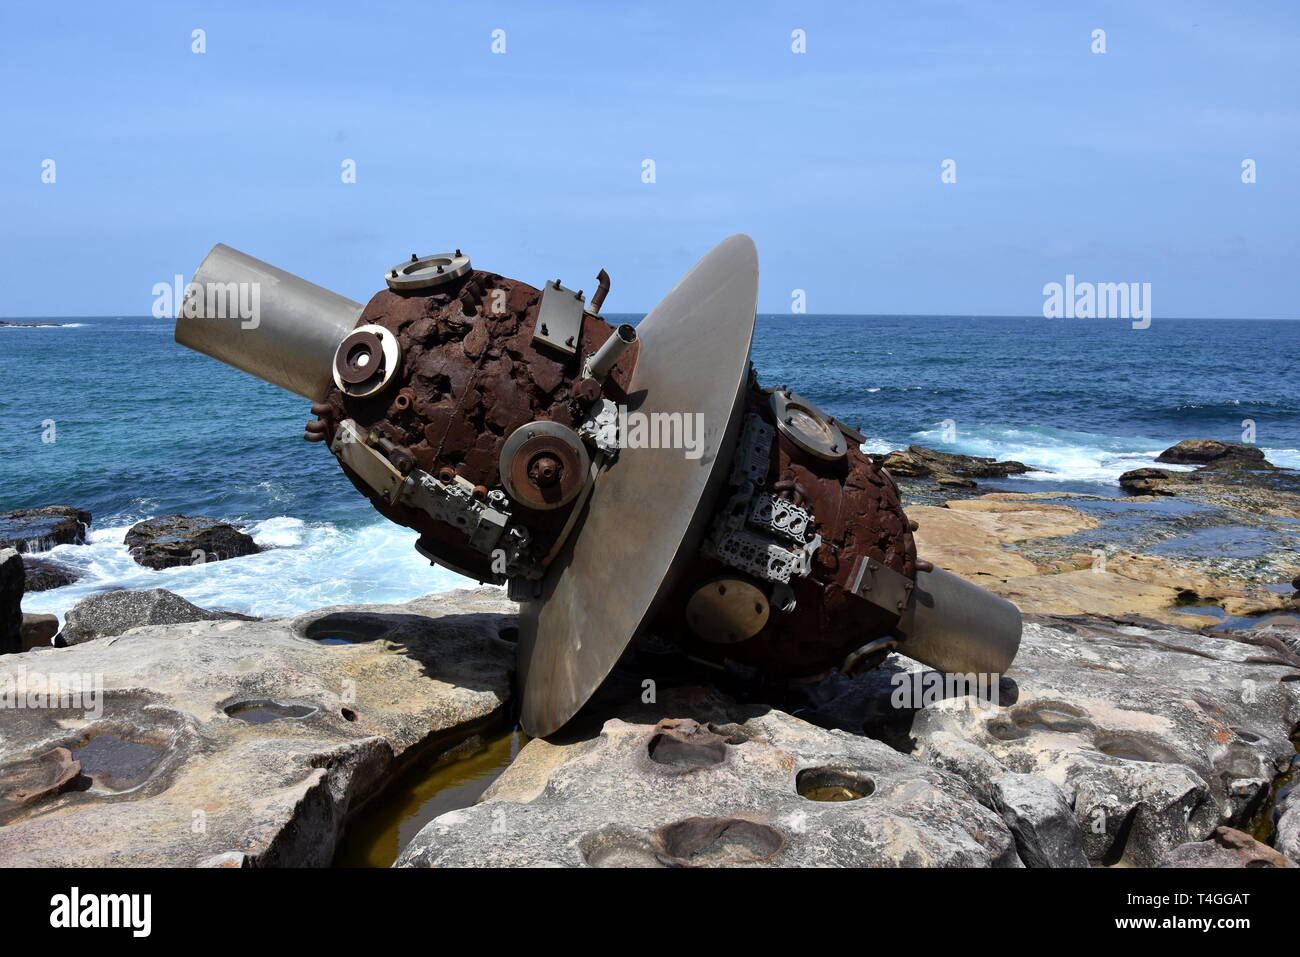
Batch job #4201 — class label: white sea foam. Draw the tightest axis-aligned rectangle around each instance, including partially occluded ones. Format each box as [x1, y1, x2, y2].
[860, 424, 1209, 486]
[21, 517, 478, 625]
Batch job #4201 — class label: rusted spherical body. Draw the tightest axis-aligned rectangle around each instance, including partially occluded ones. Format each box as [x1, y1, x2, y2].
[310, 270, 635, 581]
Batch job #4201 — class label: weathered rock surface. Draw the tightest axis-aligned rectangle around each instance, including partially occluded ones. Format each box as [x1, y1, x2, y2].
[909, 501, 1096, 583]
[0, 587, 516, 866]
[1158, 826, 1296, 868]
[396, 692, 1019, 868]
[805, 614, 1300, 867]
[58, 588, 257, 646]
[124, 514, 260, 570]
[1118, 467, 1179, 495]
[990, 771, 1090, 867]
[1, 549, 23, 655]
[1156, 439, 1270, 468]
[0, 506, 90, 552]
[20, 557, 80, 592]
[873, 445, 1034, 489]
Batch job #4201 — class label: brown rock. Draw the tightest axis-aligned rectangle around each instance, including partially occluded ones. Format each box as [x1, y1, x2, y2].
[1155, 439, 1269, 468]
[1158, 826, 1297, 868]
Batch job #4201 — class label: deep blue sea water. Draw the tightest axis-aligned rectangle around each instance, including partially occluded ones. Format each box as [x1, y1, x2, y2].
[3, 314, 1297, 620]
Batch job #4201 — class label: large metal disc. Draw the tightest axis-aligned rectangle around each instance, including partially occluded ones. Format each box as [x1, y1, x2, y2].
[517, 235, 760, 736]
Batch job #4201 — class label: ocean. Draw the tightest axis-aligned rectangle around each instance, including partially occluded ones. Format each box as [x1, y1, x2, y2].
[3, 314, 1297, 622]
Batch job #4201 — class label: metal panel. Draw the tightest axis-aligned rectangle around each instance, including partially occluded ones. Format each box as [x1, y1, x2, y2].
[531, 280, 585, 355]
[517, 235, 760, 736]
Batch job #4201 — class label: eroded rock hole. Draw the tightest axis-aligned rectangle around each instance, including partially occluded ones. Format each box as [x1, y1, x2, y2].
[647, 719, 727, 767]
[225, 700, 318, 724]
[302, 613, 394, 645]
[657, 817, 785, 865]
[797, 767, 875, 802]
[71, 733, 163, 791]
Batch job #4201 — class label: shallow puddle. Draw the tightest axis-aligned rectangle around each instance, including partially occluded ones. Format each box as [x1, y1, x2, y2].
[71, 734, 163, 790]
[333, 727, 526, 867]
[225, 700, 318, 723]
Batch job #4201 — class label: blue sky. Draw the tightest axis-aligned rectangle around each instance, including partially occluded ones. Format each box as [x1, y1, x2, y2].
[1, 1, 1296, 317]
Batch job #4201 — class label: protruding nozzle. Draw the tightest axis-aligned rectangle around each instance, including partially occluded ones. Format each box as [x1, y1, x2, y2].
[589, 268, 611, 315]
[583, 323, 637, 381]
[894, 565, 1022, 675]
[175, 244, 363, 400]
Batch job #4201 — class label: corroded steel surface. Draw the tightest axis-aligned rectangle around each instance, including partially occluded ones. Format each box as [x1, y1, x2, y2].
[654, 382, 917, 678]
[310, 271, 636, 581]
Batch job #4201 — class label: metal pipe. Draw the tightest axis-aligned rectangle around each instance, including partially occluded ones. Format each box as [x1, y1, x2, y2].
[589, 268, 611, 314]
[583, 323, 637, 381]
[174, 243, 363, 399]
[894, 565, 1022, 675]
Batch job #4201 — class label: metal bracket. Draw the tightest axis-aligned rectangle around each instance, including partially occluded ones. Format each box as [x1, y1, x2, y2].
[533, 280, 584, 355]
[577, 398, 621, 458]
[848, 555, 914, 614]
[331, 420, 406, 504]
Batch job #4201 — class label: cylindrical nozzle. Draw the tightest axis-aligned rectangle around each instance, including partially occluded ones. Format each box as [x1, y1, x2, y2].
[895, 566, 1022, 675]
[174, 243, 363, 399]
[583, 323, 637, 381]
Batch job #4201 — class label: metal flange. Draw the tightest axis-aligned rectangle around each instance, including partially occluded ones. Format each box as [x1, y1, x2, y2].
[500, 420, 591, 511]
[769, 389, 846, 461]
[332, 323, 401, 398]
[385, 251, 472, 292]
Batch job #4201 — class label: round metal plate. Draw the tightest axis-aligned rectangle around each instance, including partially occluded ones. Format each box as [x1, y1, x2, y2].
[517, 235, 760, 737]
[385, 252, 472, 291]
[500, 420, 590, 511]
[770, 389, 844, 460]
[686, 578, 770, 644]
[331, 324, 400, 398]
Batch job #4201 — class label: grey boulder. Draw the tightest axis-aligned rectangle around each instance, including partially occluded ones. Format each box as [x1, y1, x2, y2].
[58, 588, 257, 646]
[124, 514, 260, 570]
[991, 772, 1090, 868]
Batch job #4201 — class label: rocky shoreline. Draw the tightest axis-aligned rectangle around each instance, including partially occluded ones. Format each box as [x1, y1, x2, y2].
[0, 586, 1295, 868]
[2, 437, 1297, 867]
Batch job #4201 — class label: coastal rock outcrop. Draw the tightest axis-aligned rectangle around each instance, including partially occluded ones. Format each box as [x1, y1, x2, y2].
[871, 445, 1034, 489]
[124, 514, 260, 570]
[1, 549, 23, 655]
[21, 557, 80, 592]
[58, 588, 257, 646]
[0, 587, 516, 866]
[805, 614, 1300, 867]
[21, 613, 59, 650]
[1156, 439, 1271, 469]
[0, 506, 91, 552]
[395, 694, 1018, 868]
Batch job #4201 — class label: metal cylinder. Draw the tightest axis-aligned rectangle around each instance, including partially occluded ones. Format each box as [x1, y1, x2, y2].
[174, 243, 363, 399]
[584, 323, 637, 381]
[895, 566, 1022, 675]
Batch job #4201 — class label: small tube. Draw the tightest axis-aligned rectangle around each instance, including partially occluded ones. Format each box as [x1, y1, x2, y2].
[584, 324, 637, 381]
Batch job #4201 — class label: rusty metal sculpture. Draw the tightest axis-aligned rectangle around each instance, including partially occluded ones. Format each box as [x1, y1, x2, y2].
[175, 236, 1021, 736]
